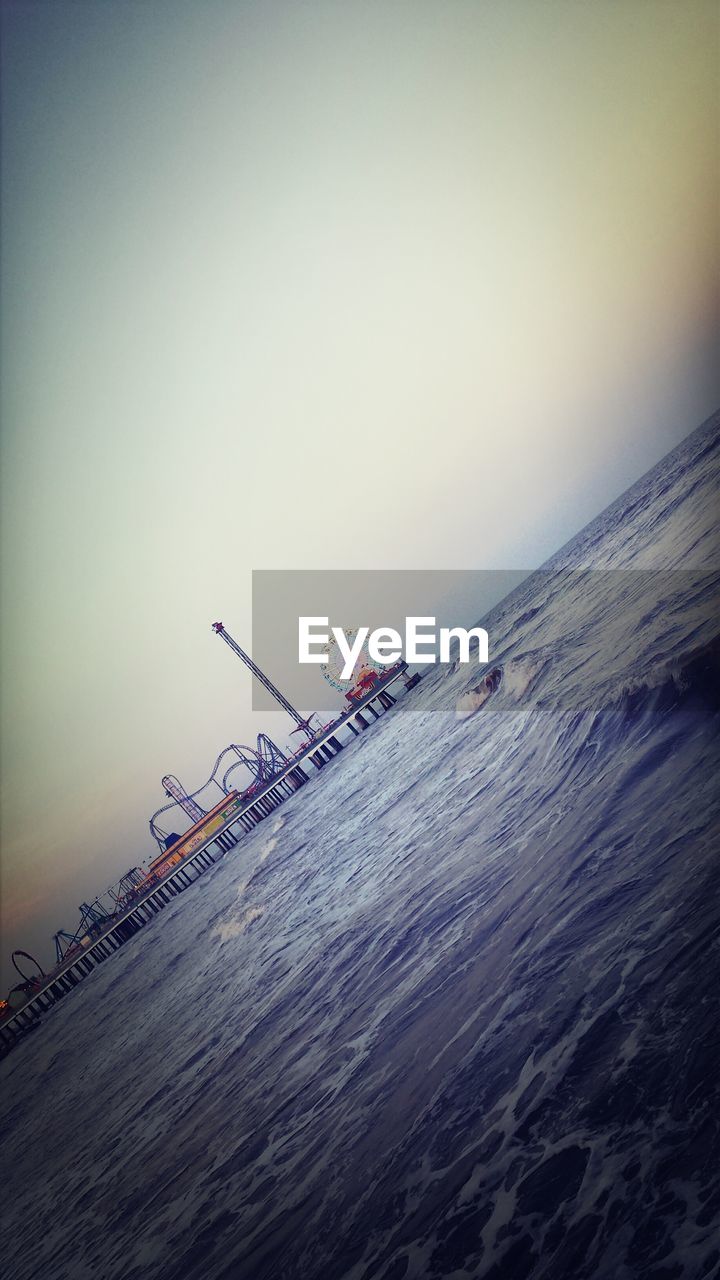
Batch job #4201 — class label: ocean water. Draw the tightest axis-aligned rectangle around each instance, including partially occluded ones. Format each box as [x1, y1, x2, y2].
[2, 414, 719, 1280]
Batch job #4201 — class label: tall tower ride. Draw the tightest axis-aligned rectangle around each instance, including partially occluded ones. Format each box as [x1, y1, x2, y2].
[212, 622, 317, 741]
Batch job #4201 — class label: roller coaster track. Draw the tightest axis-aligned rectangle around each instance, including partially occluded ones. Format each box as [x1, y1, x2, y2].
[149, 735, 289, 848]
[51, 870, 147, 964]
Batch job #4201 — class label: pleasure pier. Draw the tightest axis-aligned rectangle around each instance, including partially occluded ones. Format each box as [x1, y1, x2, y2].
[0, 661, 418, 1056]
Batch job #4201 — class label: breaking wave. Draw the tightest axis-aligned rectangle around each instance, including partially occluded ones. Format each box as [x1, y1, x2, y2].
[212, 905, 265, 943]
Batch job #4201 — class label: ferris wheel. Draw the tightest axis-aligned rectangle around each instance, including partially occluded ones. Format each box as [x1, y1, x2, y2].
[320, 628, 384, 692]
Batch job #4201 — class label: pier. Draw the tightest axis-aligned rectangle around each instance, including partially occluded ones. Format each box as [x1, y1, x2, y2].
[0, 665, 417, 1056]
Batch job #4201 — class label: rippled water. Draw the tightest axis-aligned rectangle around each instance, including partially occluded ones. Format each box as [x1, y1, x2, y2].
[2, 413, 719, 1280]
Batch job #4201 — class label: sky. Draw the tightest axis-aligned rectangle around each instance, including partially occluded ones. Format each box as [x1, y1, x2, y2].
[1, 0, 718, 987]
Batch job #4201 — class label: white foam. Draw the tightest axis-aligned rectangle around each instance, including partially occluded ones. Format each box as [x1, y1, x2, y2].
[455, 688, 491, 720]
[260, 836, 278, 864]
[502, 656, 544, 700]
[212, 905, 265, 942]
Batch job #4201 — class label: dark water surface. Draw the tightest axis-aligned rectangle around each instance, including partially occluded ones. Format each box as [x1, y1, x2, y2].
[2, 414, 719, 1280]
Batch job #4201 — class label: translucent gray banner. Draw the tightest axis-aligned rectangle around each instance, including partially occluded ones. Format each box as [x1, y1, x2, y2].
[250, 569, 720, 716]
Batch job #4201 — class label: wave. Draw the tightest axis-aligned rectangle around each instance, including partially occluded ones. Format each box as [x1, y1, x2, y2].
[597, 633, 720, 724]
[455, 655, 546, 718]
[259, 836, 279, 864]
[454, 632, 720, 731]
[502, 654, 549, 702]
[212, 905, 265, 943]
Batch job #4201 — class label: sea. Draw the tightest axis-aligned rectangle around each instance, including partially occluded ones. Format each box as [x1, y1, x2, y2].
[2, 412, 719, 1280]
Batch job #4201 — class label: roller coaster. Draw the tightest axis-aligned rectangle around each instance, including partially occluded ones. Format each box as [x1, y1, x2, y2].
[148, 734, 290, 849]
[11, 950, 45, 982]
[4, 950, 46, 1013]
[51, 869, 147, 964]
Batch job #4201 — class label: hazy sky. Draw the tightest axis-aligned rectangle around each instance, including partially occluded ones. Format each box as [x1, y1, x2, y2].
[1, 0, 718, 984]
